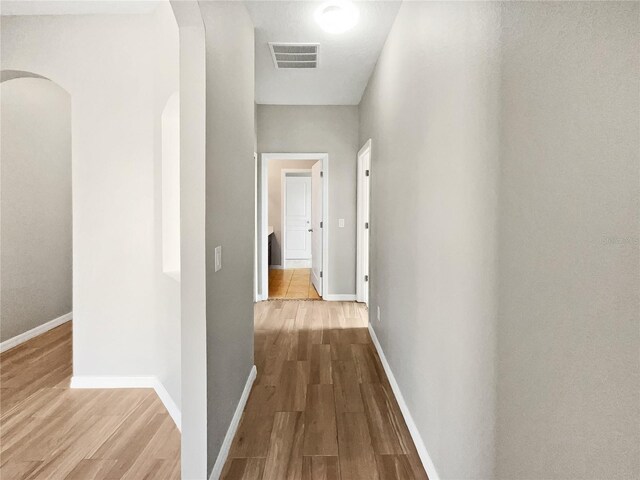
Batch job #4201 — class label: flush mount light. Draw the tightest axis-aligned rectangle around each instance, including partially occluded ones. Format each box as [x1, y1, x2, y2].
[315, 1, 359, 34]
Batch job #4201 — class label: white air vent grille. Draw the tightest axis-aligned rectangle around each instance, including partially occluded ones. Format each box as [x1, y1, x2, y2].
[269, 43, 320, 69]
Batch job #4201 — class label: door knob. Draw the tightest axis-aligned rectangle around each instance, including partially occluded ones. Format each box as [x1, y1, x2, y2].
[308, 228, 313, 232]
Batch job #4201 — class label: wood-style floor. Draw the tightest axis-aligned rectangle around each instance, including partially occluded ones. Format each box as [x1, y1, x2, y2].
[221, 300, 428, 480]
[0, 322, 180, 479]
[269, 269, 322, 300]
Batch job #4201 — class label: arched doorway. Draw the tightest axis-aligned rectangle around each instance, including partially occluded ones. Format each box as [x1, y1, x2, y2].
[0, 72, 73, 350]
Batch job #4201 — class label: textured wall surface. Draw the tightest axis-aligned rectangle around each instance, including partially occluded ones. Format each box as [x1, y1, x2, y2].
[496, 3, 640, 478]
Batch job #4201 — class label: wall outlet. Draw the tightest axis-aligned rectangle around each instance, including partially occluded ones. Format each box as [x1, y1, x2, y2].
[215, 246, 222, 272]
[377, 305, 381, 322]
[338, 218, 345, 228]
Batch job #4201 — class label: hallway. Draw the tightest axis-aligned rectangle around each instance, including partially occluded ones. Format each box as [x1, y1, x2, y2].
[0, 323, 180, 479]
[221, 300, 427, 480]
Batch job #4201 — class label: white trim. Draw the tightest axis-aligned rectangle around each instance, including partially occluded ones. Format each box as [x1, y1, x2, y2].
[209, 365, 257, 480]
[260, 153, 329, 301]
[357, 139, 372, 305]
[254, 152, 259, 302]
[281, 168, 312, 270]
[70, 375, 182, 432]
[0, 312, 72, 353]
[152, 378, 182, 432]
[70, 376, 157, 389]
[367, 324, 440, 480]
[323, 294, 357, 301]
[269, 264, 285, 270]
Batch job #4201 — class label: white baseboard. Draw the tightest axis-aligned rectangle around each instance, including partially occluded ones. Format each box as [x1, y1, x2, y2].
[323, 294, 357, 301]
[368, 323, 441, 480]
[71, 375, 181, 432]
[151, 378, 182, 432]
[209, 365, 257, 480]
[269, 264, 284, 270]
[0, 312, 72, 353]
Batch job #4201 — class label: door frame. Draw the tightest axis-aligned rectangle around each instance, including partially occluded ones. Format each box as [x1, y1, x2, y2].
[259, 153, 329, 301]
[357, 139, 372, 305]
[254, 152, 259, 301]
[281, 169, 313, 270]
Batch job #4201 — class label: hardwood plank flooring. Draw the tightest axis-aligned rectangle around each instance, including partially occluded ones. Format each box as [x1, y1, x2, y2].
[222, 300, 428, 480]
[0, 322, 180, 479]
[302, 456, 340, 480]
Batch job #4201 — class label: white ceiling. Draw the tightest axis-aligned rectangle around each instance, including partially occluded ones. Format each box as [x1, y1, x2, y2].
[1, 0, 400, 105]
[0, 0, 160, 16]
[246, 1, 400, 105]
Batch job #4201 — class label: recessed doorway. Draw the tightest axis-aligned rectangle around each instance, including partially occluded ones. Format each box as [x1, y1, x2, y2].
[259, 153, 329, 301]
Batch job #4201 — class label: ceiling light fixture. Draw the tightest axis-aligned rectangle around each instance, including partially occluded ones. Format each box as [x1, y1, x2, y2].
[315, 1, 359, 34]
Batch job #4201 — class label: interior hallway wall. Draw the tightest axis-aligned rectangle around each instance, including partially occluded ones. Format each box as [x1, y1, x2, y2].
[0, 78, 72, 343]
[257, 105, 359, 296]
[496, 3, 639, 478]
[268, 159, 318, 267]
[198, 2, 256, 475]
[359, 1, 639, 479]
[359, 2, 501, 477]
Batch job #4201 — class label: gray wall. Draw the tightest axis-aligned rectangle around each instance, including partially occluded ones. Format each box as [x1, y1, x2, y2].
[496, 3, 639, 478]
[359, 2, 501, 478]
[1, 77, 72, 342]
[257, 105, 359, 295]
[359, 1, 639, 479]
[200, 2, 256, 475]
[268, 159, 318, 266]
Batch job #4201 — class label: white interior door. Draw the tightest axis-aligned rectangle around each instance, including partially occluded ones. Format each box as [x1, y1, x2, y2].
[357, 141, 371, 304]
[311, 162, 323, 295]
[285, 175, 312, 261]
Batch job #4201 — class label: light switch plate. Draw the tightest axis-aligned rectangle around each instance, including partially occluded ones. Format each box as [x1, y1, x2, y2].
[215, 246, 222, 272]
[338, 218, 345, 228]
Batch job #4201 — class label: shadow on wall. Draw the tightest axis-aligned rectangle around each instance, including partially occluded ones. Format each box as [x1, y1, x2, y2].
[0, 70, 72, 346]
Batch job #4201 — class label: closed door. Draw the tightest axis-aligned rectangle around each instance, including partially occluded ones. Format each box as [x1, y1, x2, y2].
[311, 162, 323, 295]
[284, 175, 312, 260]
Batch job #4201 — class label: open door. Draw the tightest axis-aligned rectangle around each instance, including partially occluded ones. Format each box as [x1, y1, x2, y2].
[311, 161, 323, 295]
[357, 140, 371, 304]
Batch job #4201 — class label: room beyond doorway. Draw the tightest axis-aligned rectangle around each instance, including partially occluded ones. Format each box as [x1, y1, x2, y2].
[259, 153, 329, 301]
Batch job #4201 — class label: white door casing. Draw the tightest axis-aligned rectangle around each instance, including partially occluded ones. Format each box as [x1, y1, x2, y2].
[311, 161, 323, 295]
[259, 153, 328, 302]
[284, 175, 312, 261]
[357, 140, 371, 305]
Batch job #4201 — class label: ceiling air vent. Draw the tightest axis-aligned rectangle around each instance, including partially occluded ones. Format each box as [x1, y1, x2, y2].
[269, 43, 320, 69]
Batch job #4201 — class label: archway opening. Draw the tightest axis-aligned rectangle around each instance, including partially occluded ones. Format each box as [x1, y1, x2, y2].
[0, 73, 73, 351]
